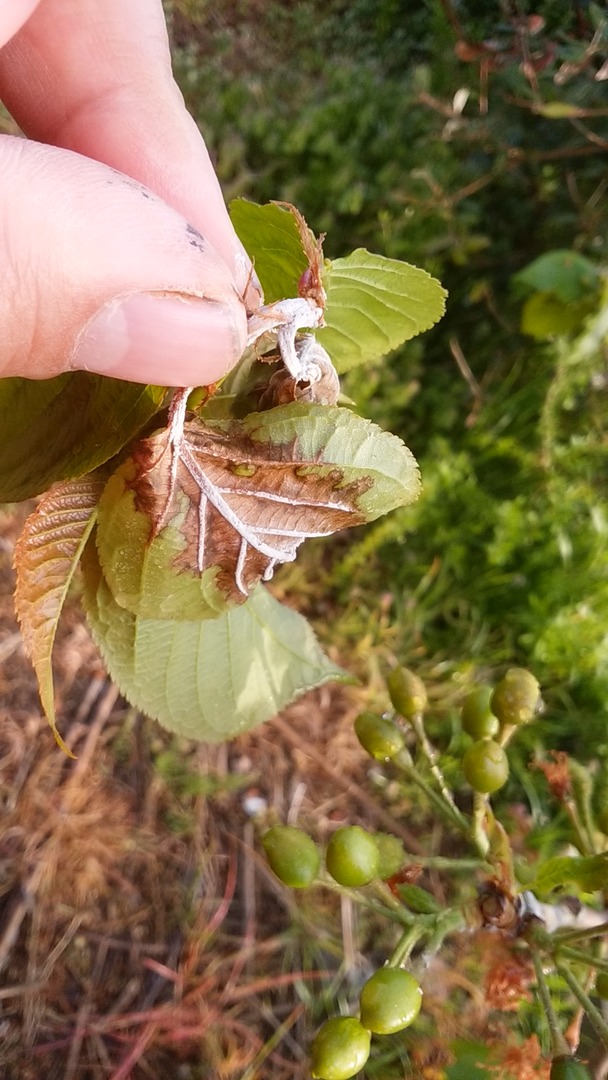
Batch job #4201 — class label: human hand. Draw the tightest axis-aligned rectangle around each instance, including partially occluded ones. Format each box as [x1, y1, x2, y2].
[0, 0, 258, 386]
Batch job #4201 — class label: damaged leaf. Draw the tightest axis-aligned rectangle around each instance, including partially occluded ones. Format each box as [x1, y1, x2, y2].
[13, 475, 105, 753]
[230, 199, 313, 304]
[96, 403, 420, 618]
[230, 200, 446, 375]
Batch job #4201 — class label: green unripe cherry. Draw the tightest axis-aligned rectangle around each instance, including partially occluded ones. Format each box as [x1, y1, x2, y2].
[463, 738, 509, 794]
[354, 711, 405, 761]
[310, 1017, 371, 1080]
[461, 684, 499, 739]
[359, 967, 423, 1034]
[387, 667, 428, 718]
[550, 1055, 592, 1080]
[262, 825, 320, 888]
[491, 667, 541, 727]
[325, 826, 379, 887]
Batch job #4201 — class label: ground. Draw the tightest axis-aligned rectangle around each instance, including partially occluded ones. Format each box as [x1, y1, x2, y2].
[0, 502, 397, 1080]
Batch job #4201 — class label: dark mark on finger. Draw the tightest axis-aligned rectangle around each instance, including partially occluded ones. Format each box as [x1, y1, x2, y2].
[186, 223, 207, 252]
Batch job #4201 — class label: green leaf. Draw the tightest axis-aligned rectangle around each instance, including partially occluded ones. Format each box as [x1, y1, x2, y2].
[95, 403, 420, 616]
[514, 250, 601, 304]
[536, 101, 583, 119]
[520, 293, 593, 339]
[397, 883, 442, 914]
[318, 249, 447, 371]
[534, 853, 608, 894]
[230, 199, 309, 303]
[229, 200, 446, 372]
[0, 374, 165, 502]
[82, 538, 349, 742]
[13, 475, 104, 754]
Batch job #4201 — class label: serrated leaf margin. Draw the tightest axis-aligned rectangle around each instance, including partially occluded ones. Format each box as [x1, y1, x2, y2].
[13, 475, 104, 755]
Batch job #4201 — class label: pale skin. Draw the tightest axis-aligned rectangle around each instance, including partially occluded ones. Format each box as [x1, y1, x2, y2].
[0, 0, 262, 387]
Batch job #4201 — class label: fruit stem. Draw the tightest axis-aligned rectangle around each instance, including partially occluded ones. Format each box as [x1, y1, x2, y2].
[323, 877, 418, 928]
[404, 855, 489, 873]
[394, 749, 469, 833]
[562, 796, 596, 858]
[417, 908, 467, 971]
[568, 759, 599, 855]
[557, 962, 608, 1048]
[408, 711, 467, 825]
[471, 792, 490, 858]
[555, 944, 608, 975]
[553, 920, 608, 944]
[531, 951, 570, 1058]
[388, 923, 427, 968]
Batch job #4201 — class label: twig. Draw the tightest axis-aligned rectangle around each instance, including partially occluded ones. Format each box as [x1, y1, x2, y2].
[557, 963, 608, 1048]
[0, 862, 44, 975]
[240, 1003, 306, 1080]
[65, 1002, 92, 1080]
[449, 336, 483, 427]
[570, 117, 608, 150]
[406, 714, 469, 829]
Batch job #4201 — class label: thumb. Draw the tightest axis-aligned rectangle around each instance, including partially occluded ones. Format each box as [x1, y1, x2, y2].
[0, 0, 41, 48]
[0, 137, 248, 386]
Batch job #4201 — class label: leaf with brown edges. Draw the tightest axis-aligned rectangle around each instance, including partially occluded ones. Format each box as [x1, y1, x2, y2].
[14, 475, 105, 754]
[96, 403, 421, 619]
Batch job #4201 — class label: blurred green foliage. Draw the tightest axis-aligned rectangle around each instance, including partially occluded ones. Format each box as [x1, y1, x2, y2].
[167, 1, 608, 754]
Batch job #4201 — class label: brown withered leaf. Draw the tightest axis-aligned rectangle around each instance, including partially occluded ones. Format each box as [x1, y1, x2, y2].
[14, 474, 105, 753]
[131, 416, 370, 603]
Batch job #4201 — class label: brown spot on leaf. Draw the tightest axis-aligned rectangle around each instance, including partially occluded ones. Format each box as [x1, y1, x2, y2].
[127, 416, 371, 604]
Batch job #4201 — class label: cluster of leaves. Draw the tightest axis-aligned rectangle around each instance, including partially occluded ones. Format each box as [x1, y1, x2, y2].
[261, 665, 608, 1077]
[167, 0, 608, 753]
[4, 201, 445, 749]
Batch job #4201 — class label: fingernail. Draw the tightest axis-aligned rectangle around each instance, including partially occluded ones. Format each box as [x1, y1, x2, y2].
[71, 292, 246, 386]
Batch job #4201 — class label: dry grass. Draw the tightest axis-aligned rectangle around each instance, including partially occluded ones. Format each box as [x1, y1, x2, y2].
[0, 505, 403, 1080]
[1, 505, 563, 1079]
